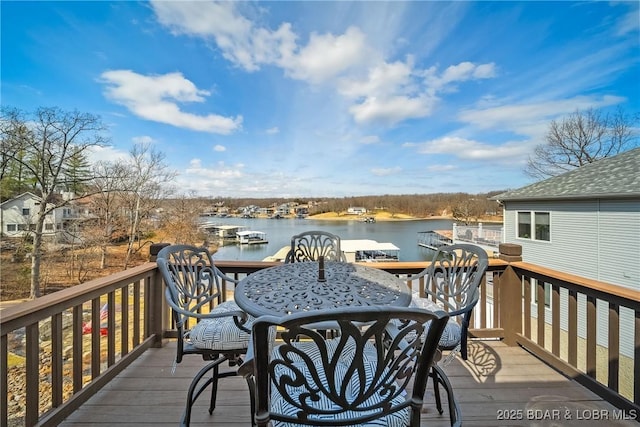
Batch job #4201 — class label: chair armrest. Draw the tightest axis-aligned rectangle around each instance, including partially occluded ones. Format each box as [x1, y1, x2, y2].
[165, 286, 247, 320]
[408, 268, 430, 282]
[214, 266, 240, 284]
[166, 292, 248, 324]
[238, 336, 255, 378]
[233, 315, 251, 334]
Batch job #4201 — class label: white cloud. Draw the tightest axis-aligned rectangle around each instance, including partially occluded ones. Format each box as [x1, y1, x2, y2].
[371, 166, 401, 176]
[404, 95, 628, 169]
[266, 126, 279, 134]
[350, 95, 435, 126]
[424, 61, 496, 94]
[282, 27, 372, 83]
[615, 6, 640, 36]
[458, 95, 624, 132]
[427, 164, 457, 172]
[132, 135, 155, 144]
[151, 1, 298, 72]
[214, 144, 226, 152]
[151, 2, 370, 83]
[186, 159, 243, 178]
[150, 2, 498, 128]
[100, 70, 242, 134]
[86, 145, 129, 165]
[405, 136, 530, 161]
[339, 58, 414, 99]
[176, 158, 322, 197]
[152, 1, 250, 38]
[340, 58, 496, 125]
[359, 135, 380, 144]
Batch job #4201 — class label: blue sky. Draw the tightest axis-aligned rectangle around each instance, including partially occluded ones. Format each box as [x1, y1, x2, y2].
[2, 1, 639, 198]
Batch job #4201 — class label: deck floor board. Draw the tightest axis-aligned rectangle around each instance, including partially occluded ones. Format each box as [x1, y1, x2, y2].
[59, 340, 635, 426]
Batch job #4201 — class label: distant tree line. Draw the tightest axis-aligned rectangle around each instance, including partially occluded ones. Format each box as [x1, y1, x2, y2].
[181, 191, 505, 224]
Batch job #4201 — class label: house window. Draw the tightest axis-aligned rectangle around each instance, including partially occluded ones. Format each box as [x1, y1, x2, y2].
[22, 208, 30, 216]
[7, 224, 17, 232]
[517, 211, 550, 241]
[17, 224, 27, 231]
[517, 212, 531, 238]
[535, 212, 550, 241]
[45, 223, 54, 231]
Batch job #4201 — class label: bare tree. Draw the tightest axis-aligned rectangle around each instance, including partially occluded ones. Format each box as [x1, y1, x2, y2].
[159, 192, 209, 245]
[451, 197, 484, 225]
[87, 161, 130, 268]
[526, 107, 639, 179]
[0, 107, 108, 298]
[121, 143, 175, 268]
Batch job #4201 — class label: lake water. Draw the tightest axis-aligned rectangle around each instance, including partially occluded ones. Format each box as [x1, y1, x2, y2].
[205, 217, 453, 262]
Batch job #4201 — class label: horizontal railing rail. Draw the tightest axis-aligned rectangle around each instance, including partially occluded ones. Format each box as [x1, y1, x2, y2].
[2, 253, 638, 426]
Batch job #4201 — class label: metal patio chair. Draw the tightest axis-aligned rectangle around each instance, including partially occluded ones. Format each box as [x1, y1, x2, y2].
[410, 243, 489, 424]
[285, 230, 346, 263]
[241, 306, 453, 427]
[156, 244, 253, 426]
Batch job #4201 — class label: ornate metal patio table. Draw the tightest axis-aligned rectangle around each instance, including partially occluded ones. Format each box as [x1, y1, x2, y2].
[234, 261, 411, 317]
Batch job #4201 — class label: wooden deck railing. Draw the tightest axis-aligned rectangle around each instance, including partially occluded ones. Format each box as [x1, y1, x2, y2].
[1, 248, 638, 426]
[505, 261, 639, 413]
[1, 263, 164, 427]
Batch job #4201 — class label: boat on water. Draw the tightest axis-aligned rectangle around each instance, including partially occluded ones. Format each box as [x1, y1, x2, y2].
[236, 230, 268, 245]
[358, 216, 376, 223]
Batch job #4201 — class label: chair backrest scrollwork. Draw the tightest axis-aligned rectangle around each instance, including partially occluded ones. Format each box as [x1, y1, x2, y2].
[286, 230, 345, 263]
[422, 244, 489, 314]
[157, 244, 227, 360]
[251, 306, 449, 427]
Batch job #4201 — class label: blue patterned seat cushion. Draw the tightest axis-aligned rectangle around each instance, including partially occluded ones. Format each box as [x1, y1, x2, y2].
[402, 296, 461, 349]
[187, 301, 252, 351]
[269, 338, 410, 427]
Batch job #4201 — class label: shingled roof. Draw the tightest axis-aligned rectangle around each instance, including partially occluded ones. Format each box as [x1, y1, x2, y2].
[494, 147, 640, 201]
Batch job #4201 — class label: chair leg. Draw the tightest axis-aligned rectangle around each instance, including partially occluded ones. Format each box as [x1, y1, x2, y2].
[182, 357, 227, 427]
[209, 363, 220, 414]
[431, 366, 444, 414]
[432, 364, 461, 427]
[246, 376, 256, 426]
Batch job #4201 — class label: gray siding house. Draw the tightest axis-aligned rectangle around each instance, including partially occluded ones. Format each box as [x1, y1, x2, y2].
[494, 147, 639, 290]
[494, 147, 640, 358]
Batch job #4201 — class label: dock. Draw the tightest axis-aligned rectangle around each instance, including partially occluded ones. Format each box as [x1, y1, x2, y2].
[418, 230, 453, 250]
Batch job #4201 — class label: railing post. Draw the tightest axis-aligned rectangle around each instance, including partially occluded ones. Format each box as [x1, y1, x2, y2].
[149, 243, 170, 347]
[149, 242, 170, 262]
[498, 243, 523, 346]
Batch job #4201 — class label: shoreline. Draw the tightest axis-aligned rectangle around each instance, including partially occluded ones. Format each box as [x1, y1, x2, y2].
[304, 212, 502, 224]
[304, 211, 447, 222]
[307, 215, 447, 222]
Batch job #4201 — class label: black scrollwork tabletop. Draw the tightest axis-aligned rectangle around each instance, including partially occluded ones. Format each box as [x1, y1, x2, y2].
[234, 261, 411, 317]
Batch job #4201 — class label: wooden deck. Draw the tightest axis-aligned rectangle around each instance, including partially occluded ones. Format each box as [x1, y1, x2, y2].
[59, 340, 635, 426]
